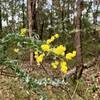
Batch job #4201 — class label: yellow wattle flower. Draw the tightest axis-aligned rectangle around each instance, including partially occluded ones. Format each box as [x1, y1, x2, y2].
[36, 53, 45, 63]
[61, 66, 67, 74]
[50, 36, 55, 42]
[47, 78, 51, 81]
[41, 44, 50, 52]
[71, 51, 77, 58]
[14, 48, 19, 53]
[20, 28, 27, 36]
[34, 51, 38, 55]
[51, 62, 57, 69]
[35, 55, 38, 58]
[46, 34, 59, 44]
[54, 34, 59, 38]
[66, 53, 72, 60]
[60, 61, 68, 74]
[47, 39, 52, 44]
[51, 61, 59, 69]
[60, 61, 66, 67]
[66, 51, 76, 60]
[55, 61, 59, 65]
[53, 45, 66, 56]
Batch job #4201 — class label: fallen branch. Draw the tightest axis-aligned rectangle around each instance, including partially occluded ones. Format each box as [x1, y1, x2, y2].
[66, 67, 76, 78]
[0, 70, 17, 77]
[65, 57, 98, 78]
[83, 57, 98, 69]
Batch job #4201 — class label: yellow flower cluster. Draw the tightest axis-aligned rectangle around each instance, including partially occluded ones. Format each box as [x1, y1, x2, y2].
[34, 33, 76, 76]
[14, 48, 19, 53]
[40, 34, 60, 52]
[66, 51, 76, 60]
[47, 77, 51, 81]
[20, 28, 27, 36]
[53, 45, 66, 56]
[60, 61, 68, 74]
[34, 51, 45, 63]
[35, 53, 45, 63]
[34, 51, 38, 55]
[54, 34, 59, 38]
[41, 44, 50, 52]
[47, 34, 59, 44]
[51, 60, 68, 74]
[51, 61, 59, 69]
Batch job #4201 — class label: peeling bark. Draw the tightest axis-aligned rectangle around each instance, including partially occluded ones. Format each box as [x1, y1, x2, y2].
[0, 0, 2, 32]
[27, 0, 33, 66]
[74, 0, 83, 79]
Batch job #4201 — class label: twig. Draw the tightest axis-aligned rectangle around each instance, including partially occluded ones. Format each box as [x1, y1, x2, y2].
[41, 63, 54, 79]
[65, 57, 98, 78]
[59, 86, 73, 100]
[0, 70, 17, 78]
[65, 67, 76, 78]
[84, 57, 98, 69]
[71, 82, 79, 99]
[0, 68, 17, 78]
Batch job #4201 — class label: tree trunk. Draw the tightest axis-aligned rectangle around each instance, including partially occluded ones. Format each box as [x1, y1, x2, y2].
[61, 1, 65, 32]
[22, 0, 25, 28]
[74, 0, 83, 79]
[40, 20, 44, 40]
[0, 0, 2, 33]
[27, 0, 33, 66]
[31, 0, 37, 32]
[92, 1, 99, 56]
[49, 8, 53, 38]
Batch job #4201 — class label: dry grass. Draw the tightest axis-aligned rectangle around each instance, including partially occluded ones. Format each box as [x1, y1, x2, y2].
[0, 58, 100, 100]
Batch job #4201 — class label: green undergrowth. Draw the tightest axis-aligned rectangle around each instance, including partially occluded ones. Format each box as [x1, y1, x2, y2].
[0, 70, 99, 100]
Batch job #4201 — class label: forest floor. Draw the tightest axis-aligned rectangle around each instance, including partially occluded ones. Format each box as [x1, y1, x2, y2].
[0, 57, 100, 100]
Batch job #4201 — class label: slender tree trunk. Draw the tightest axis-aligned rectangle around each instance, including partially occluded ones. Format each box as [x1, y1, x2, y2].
[93, 1, 99, 36]
[61, 1, 65, 32]
[27, 0, 33, 66]
[0, 0, 2, 33]
[74, 0, 83, 79]
[11, 0, 15, 32]
[22, 0, 25, 28]
[31, 0, 37, 32]
[92, 1, 99, 56]
[40, 20, 44, 40]
[49, 9, 53, 38]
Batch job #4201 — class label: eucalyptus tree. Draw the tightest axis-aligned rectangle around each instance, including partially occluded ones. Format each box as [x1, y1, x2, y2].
[74, 0, 83, 79]
[0, 0, 2, 32]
